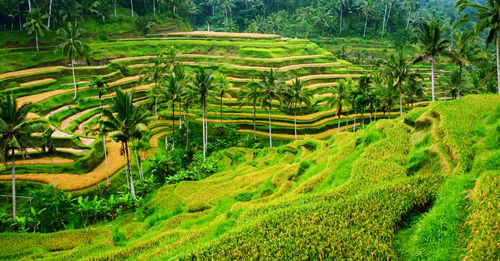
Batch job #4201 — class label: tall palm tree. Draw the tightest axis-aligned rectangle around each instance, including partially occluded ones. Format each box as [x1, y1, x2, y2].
[336, 0, 346, 34]
[287, 78, 312, 141]
[384, 43, 411, 117]
[259, 69, 285, 147]
[238, 81, 263, 140]
[140, 53, 167, 117]
[414, 19, 451, 101]
[357, 75, 372, 129]
[181, 79, 196, 151]
[102, 89, 150, 200]
[215, 74, 231, 127]
[56, 22, 90, 101]
[449, 31, 479, 99]
[163, 74, 183, 150]
[456, 0, 500, 95]
[327, 79, 349, 134]
[89, 76, 110, 187]
[41, 128, 56, 186]
[23, 8, 48, 52]
[358, 0, 374, 37]
[0, 94, 45, 222]
[405, 0, 417, 29]
[192, 68, 215, 162]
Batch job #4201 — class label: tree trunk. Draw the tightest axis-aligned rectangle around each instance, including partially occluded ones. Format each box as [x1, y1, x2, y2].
[337, 115, 341, 134]
[18, 3, 22, 31]
[497, 35, 500, 95]
[268, 107, 273, 147]
[122, 143, 130, 188]
[153, 0, 156, 15]
[48, 0, 53, 28]
[345, 112, 349, 131]
[11, 147, 16, 223]
[28, 0, 32, 12]
[253, 102, 256, 140]
[124, 141, 136, 200]
[172, 101, 175, 150]
[406, 6, 411, 30]
[114, 0, 117, 16]
[202, 99, 206, 162]
[339, 7, 343, 34]
[220, 97, 223, 126]
[386, 2, 393, 34]
[382, 3, 387, 38]
[363, 14, 368, 38]
[458, 63, 462, 99]
[399, 82, 403, 117]
[294, 102, 297, 141]
[185, 112, 189, 151]
[154, 96, 157, 117]
[51, 155, 55, 186]
[100, 99, 110, 187]
[179, 101, 182, 129]
[72, 59, 77, 100]
[35, 30, 39, 52]
[431, 59, 435, 101]
[131, 0, 134, 17]
[362, 112, 365, 129]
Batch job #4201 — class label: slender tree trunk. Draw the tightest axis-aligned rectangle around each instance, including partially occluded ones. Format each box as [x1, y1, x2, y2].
[375, 108, 377, 121]
[185, 112, 189, 151]
[131, 0, 134, 17]
[268, 106, 272, 147]
[114, 0, 117, 16]
[253, 102, 256, 140]
[153, 0, 156, 15]
[48, 0, 53, 28]
[202, 99, 206, 162]
[124, 141, 136, 200]
[353, 116, 356, 132]
[431, 59, 435, 101]
[51, 155, 55, 186]
[100, 99, 110, 187]
[382, 3, 387, 38]
[35, 30, 39, 52]
[458, 63, 462, 99]
[294, 102, 297, 141]
[497, 35, 500, 95]
[386, 2, 393, 34]
[345, 112, 349, 132]
[363, 14, 368, 38]
[28, 0, 32, 12]
[339, 7, 343, 34]
[179, 101, 182, 129]
[362, 112, 365, 129]
[406, 6, 411, 30]
[11, 147, 16, 223]
[172, 100, 175, 150]
[399, 82, 403, 117]
[220, 97, 223, 126]
[18, 3, 22, 31]
[72, 59, 77, 100]
[337, 115, 341, 134]
[122, 143, 130, 189]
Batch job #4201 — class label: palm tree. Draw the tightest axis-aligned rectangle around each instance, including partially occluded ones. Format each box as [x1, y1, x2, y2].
[406, 72, 424, 107]
[0, 94, 45, 222]
[384, 43, 411, 117]
[358, 0, 374, 37]
[414, 19, 451, 101]
[23, 9, 48, 52]
[89, 76, 110, 186]
[357, 75, 372, 129]
[192, 68, 215, 162]
[215, 74, 231, 127]
[449, 31, 479, 99]
[287, 78, 312, 141]
[102, 89, 150, 200]
[336, 0, 346, 34]
[140, 53, 167, 117]
[456, 0, 500, 95]
[405, 0, 417, 29]
[41, 128, 56, 186]
[327, 79, 349, 134]
[56, 22, 90, 101]
[259, 69, 285, 147]
[163, 73, 183, 150]
[181, 80, 196, 151]
[239, 81, 263, 140]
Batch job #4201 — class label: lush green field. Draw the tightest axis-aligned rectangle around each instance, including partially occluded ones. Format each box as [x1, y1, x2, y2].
[0, 94, 498, 260]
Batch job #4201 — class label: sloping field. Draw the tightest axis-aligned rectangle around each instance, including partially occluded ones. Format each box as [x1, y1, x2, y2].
[0, 95, 498, 260]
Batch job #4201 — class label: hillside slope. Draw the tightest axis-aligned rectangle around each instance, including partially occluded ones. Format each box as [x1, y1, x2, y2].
[0, 94, 498, 260]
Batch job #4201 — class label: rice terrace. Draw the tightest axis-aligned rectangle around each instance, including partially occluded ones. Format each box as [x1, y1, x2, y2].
[0, 0, 499, 260]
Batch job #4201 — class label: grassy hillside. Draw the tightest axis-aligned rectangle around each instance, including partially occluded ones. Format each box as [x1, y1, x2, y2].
[0, 94, 498, 260]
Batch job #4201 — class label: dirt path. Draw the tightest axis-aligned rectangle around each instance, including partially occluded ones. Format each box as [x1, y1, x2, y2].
[7, 157, 74, 166]
[76, 114, 99, 135]
[45, 105, 71, 119]
[0, 142, 125, 191]
[111, 54, 327, 63]
[149, 129, 173, 148]
[0, 66, 64, 81]
[60, 108, 96, 130]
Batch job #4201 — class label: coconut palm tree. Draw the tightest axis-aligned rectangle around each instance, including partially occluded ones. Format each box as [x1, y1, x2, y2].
[192, 68, 215, 162]
[238, 81, 263, 140]
[89, 76, 110, 187]
[358, 0, 374, 37]
[287, 78, 312, 141]
[456, 0, 500, 95]
[414, 19, 451, 101]
[56, 22, 90, 101]
[215, 74, 231, 127]
[102, 89, 150, 200]
[41, 128, 56, 186]
[0, 94, 45, 223]
[449, 31, 479, 99]
[327, 79, 349, 134]
[181, 80, 196, 151]
[163, 74, 183, 150]
[357, 75, 372, 129]
[140, 53, 167, 117]
[259, 69, 285, 147]
[23, 8, 48, 52]
[406, 72, 424, 107]
[384, 43, 411, 117]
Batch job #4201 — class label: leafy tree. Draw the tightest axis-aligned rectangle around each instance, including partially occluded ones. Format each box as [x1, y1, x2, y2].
[456, 0, 500, 95]
[191, 68, 215, 162]
[56, 22, 90, 101]
[259, 69, 285, 147]
[23, 8, 48, 52]
[102, 89, 150, 200]
[327, 79, 349, 134]
[449, 31, 479, 99]
[0, 94, 45, 223]
[89, 76, 111, 186]
[414, 18, 451, 101]
[238, 81, 263, 140]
